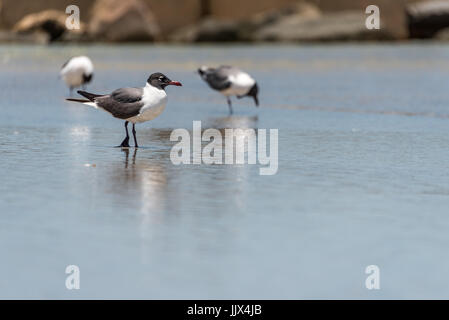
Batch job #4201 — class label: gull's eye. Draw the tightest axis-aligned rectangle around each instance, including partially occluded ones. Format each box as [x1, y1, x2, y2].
[159, 76, 164, 81]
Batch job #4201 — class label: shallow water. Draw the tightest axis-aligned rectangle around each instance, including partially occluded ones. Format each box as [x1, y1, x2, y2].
[1, 43, 449, 299]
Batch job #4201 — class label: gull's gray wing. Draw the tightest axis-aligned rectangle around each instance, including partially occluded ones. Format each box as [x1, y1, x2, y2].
[203, 66, 233, 91]
[95, 87, 144, 119]
[110, 87, 143, 103]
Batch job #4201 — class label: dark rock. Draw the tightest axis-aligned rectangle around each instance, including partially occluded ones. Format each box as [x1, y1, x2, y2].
[407, 0, 449, 38]
[435, 27, 449, 40]
[13, 9, 85, 42]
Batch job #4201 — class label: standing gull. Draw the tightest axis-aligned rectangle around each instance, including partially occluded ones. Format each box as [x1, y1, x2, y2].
[198, 65, 259, 114]
[60, 56, 94, 96]
[66, 72, 182, 148]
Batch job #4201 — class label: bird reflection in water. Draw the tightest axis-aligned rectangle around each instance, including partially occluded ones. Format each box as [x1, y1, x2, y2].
[122, 147, 137, 168]
[205, 115, 259, 130]
[117, 146, 169, 263]
[106, 136, 170, 220]
[202, 115, 259, 211]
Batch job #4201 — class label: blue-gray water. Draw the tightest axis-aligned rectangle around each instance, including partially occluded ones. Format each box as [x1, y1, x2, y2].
[1, 43, 449, 299]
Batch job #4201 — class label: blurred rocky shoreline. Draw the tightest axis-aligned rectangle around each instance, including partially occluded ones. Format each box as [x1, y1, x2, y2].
[1, 0, 449, 44]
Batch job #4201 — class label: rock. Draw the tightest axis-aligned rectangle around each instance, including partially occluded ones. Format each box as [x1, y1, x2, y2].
[407, 0, 449, 38]
[169, 2, 321, 42]
[253, 10, 392, 42]
[239, 2, 321, 40]
[169, 18, 240, 42]
[309, 0, 410, 39]
[435, 27, 449, 40]
[0, 0, 93, 29]
[0, 30, 49, 44]
[0, 1, 4, 29]
[143, 0, 202, 35]
[13, 9, 86, 42]
[170, 1, 397, 43]
[0, 0, 198, 40]
[208, 0, 299, 20]
[88, 0, 161, 42]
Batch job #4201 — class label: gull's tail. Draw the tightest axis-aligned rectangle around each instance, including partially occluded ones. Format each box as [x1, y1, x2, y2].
[66, 90, 103, 108]
[77, 90, 103, 101]
[66, 98, 90, 103]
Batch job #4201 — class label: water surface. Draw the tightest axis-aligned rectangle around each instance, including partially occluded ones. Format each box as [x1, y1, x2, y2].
[1, 43, 449, 299]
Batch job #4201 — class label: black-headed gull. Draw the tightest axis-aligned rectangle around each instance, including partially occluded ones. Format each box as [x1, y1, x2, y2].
[198, 65, 259, 114]
[60, 56, 94, 96]
[66, 72, 182, 148]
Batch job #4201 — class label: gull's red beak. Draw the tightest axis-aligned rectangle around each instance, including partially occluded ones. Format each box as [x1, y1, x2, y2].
[168, 81, 182, 86]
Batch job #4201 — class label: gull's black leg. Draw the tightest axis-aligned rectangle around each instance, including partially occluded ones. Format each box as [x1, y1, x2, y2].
[227, 97, 233, 115]
[118, 121, 130, 148]
[132, 123, 138, 148]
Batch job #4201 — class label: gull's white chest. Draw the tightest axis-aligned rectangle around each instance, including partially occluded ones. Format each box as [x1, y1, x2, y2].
[62, 67, 85, 87]
[128, 85, 167, 123]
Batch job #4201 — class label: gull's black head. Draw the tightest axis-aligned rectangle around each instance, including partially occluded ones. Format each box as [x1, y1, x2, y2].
[197, 66, 211, 77]
[147, 72, 182, 89]
[247, 83, 259, 107]
[83, 73, 93, 84]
